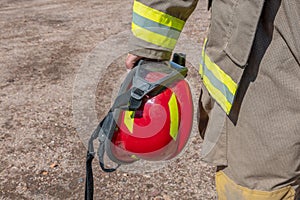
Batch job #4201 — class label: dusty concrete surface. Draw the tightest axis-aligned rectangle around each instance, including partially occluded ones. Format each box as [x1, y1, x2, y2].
[0, 0, 214, 199]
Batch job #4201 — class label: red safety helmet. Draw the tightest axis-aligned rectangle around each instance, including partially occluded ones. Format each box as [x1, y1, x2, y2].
[85, 54, 194, 200]
[104, 59, 194, 165]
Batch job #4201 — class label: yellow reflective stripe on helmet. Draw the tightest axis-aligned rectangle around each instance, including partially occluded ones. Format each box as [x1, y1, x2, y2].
[124, 111, 135, 133]
[132, 23, 177, 50]
[199, 40, 237, 114]
[133, 1, 185, 31]
[130, 155, 139, 160]
[168, 93, 179, 140]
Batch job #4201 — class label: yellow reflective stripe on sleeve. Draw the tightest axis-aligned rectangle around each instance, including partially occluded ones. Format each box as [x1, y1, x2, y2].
[132, 23, 177, 50]
[132, 1, 184, 49]
[199, 40, 237, 114]
[124, 111, 135, 133]
[168, 93, 179, 140]
[133, 1, 185, 31]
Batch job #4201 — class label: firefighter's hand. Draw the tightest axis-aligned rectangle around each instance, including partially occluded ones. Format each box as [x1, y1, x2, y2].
[125, 54, 143, 69]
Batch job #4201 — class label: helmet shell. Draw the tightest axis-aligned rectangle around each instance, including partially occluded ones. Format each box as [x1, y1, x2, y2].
[108, 71, 193, 164]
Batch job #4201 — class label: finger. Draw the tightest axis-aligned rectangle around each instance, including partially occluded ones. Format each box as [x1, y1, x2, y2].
[125, 54, 142, 69]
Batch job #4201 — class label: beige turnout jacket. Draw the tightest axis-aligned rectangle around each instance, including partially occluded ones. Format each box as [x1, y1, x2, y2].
[129, 0, 300, 198]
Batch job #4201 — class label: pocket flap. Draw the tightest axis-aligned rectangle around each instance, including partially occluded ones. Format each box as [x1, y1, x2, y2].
[224, 0, 265, 67]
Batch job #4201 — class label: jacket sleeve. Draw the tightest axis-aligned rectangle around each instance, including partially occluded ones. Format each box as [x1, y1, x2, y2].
[129, 0, 199, 60]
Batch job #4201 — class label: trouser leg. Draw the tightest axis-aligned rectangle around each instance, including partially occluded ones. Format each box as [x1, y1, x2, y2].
[215, 170, 298, 200]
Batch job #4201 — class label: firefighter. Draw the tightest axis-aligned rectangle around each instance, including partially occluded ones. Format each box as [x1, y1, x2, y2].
[125, 0, 300, 199]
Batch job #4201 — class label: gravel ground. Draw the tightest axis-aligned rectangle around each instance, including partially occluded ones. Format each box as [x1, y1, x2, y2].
[0, 0, 215, 199]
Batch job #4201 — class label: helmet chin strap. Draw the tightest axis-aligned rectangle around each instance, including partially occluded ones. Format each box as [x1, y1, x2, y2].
[85, 67, 137, 200]
[85, 112, 120, 200]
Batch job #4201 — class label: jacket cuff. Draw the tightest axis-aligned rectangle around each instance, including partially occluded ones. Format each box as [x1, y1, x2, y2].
[129, 49, 172, 61]
[128, 35, 172, 60]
